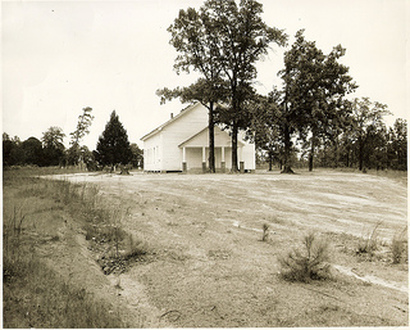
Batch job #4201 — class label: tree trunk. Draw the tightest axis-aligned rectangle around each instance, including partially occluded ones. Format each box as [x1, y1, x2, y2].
[333, 139, 339, 168]
[268, 150, 273, 171]
[345, 146, 350, 167]
[358, 137, 364, 171]
[308, 153, 313, 172]
[308, 137, 315, 172]
[281, 122, 294, 174]
[231, 122, 239, 172]
[346, 152, 349, 168]
[208, 101, 215, 173]
[308, 129, 319, 172]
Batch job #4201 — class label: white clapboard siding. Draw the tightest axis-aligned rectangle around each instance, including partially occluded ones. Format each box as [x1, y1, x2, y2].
[141, 102, 255, 172]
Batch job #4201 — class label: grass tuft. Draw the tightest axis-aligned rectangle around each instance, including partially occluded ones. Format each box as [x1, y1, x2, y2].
[356, 221, 383, 257]
[262, 223, 270, 241]
[391, 226, 408, 264]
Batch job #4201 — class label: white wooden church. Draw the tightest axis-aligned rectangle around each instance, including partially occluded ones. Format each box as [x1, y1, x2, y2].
[141, 102, 255, 173]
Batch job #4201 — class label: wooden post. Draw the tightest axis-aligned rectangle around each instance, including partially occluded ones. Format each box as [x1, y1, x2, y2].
[239, 147, 244, 173]
[202, 146, 206, 173]
[221, 147, 225, 173]
[240, 161, 245, 173]
[182, 147, 187, 172]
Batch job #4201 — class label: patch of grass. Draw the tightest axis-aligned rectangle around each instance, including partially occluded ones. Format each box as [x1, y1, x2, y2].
[84, 222, 127, 244]
[270, 217, 288, 225]
[3, 253, 125, 328]
[15, 173, 134, 261]
[208, 248, 231, 260]
[278, 233, 331, 283]
[4, 165, 86, 176]
[3, 203, 28, 248]
[3, 167, 146, 327]
[369, 169, 407, 185]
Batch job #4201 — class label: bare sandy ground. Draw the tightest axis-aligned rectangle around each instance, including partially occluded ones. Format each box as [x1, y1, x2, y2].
[54, 169, 406, 240]
[48, 169, 408, 327]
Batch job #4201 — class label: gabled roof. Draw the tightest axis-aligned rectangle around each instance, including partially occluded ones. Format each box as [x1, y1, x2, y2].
[178, 126, 245, 148]
[140, 102, 202, 141]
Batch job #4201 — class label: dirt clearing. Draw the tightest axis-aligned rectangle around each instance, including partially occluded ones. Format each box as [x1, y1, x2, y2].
[47, 169, 408, 327]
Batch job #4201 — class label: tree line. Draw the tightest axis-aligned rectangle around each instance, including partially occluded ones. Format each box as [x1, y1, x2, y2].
[3, 108, 143, 171]
[4, 0, 406, 173]
[158, 0, 406, 173]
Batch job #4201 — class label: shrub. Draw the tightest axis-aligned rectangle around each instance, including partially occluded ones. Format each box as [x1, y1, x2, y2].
[278, 233, 331, 282]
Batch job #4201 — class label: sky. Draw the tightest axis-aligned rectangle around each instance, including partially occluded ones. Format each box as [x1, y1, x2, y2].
[2, 0, 409, 150]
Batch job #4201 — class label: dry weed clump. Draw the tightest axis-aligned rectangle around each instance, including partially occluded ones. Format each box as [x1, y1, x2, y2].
[262, 223, 270, 241]
[391, 226, 408, 264]
[98, 233, 149, 275]
[278, 233, 331, 282]
[123, 233, 149, 259]
[355, 221, 383, 259]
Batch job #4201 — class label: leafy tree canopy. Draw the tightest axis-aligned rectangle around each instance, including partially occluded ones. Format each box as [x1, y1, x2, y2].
[276, 30, 357, 172]
[41, 127, 66, 166]
[41, 127, 65, 151]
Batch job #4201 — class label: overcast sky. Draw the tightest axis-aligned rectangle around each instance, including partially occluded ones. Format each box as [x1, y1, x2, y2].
[2, 0, 408, 150]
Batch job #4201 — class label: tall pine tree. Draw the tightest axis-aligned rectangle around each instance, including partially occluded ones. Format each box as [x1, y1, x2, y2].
[96, 111, 132, 168]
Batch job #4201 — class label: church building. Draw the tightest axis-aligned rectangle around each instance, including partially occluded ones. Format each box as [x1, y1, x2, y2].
[141, 102, 255, 173]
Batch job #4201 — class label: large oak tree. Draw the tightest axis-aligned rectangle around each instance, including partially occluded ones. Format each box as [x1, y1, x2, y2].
[278, 30, 356, 173]
[160, 4, 227, 172]
[162, 0, 286, 172]
[206, 0, 287, 171]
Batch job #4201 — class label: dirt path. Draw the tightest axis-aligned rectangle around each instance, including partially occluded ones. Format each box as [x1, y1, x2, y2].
[333, 264, 408, 293]
[49, 169, 408, 327]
